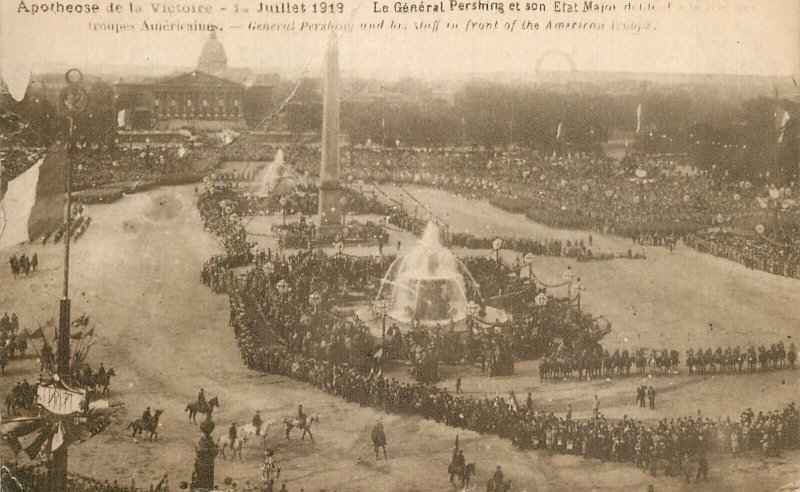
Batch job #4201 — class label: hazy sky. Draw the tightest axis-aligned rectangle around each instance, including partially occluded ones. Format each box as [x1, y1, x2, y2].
[1, 0, 799, 81]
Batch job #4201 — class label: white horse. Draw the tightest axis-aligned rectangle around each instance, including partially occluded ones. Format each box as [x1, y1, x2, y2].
[217, 434, 247, 461]
[238, 419, 277, 448]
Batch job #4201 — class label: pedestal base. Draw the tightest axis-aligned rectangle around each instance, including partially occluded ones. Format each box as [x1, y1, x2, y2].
[317, 182, 345, 241]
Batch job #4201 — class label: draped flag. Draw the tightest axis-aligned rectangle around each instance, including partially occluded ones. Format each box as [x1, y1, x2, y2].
[0, 144, 67, 250]
[636, 103, 643, 134]
[116, 109, 127, 128]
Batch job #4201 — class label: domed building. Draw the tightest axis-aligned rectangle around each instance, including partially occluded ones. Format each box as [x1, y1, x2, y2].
[197, 31, 228, 74]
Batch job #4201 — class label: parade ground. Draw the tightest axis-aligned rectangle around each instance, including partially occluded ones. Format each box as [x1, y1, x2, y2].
[1, 184, 798, 491]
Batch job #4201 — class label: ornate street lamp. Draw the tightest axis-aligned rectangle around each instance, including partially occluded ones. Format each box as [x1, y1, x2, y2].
[523, 252, 535, 284]
[572, 278, 584, 312]
[263, 261, 275, 277]
[492, 237, 503, 264]
[466, 300, 479, 326]
[309, 291, 322, 314]
[340, 196, 348, 226]
[276, 279, 290, 297]
[374, 297, 388, 372]
[279, 196, 288, 226]
[562, 267, 574, 302]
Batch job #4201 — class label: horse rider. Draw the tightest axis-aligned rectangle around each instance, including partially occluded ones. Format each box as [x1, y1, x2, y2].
[83, 365, 93, 386]
[142, 407, 153, 426]
[198, 388, 207, 408]
[490, 466, 504, 490]
[97, 363, 107, 383]
[298, 405, 306, 426]
[229, 422, 238, 442]
[253, 411, 263, 435]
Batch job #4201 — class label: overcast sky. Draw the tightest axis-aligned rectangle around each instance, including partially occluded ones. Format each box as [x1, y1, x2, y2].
[1, 0, 799, 82]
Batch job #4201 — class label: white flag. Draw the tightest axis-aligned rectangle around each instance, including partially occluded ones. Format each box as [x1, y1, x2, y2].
[774, 108, 790, 143]
[51, 422, 65, 451]
[636, 103, 643, 134]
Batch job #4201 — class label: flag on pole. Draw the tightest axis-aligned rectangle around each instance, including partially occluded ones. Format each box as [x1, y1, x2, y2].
[774, 108, 791, 143]
[0, 144, 66, 250]
[636, 103, 643, 134]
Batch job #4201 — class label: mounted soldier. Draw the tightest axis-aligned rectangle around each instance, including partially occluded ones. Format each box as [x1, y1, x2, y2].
[142, 406, 153, 426]
[198, 388, 207, 408]
[253, 411, 264, 435]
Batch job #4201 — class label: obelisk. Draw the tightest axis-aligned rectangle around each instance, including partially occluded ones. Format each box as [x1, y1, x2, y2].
[317, 34, 345, 238]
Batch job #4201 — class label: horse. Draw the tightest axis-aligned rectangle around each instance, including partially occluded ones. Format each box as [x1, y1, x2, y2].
[127, 409, 163, 441]
[238, 419, 277, 448]
[449, 462, 476, 489]
[93, 368, 116, 396]
[185, 396, 220, 424]
[217, 434, 246, 461]
[284, 413, 319, 442]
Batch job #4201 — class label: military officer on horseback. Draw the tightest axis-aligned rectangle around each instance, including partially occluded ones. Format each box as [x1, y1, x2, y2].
[253, 411, 263, 436]
[198, 388, 207, 408]
[142, 407, 153, 426]
[297, 405, 306, 426]
[229, 422, 238, 443]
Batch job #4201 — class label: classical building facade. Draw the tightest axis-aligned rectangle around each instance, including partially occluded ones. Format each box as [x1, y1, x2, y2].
[115, 33, 272, 130]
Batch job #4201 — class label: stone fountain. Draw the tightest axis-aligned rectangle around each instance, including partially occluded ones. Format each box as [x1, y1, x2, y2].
[377, 222, 483, 325]
[251, 149, 296, 197]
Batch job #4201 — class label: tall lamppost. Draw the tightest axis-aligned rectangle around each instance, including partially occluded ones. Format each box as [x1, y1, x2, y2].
[280, 196, 288, 226]
[572, 278, 584, 312]
[309, 291, 322, 314]
[492, 238, 503, 265]
[263, 260, 275, 278]
[375, 298, 388, 372]
[467, 300, 479, 328]
[523, 252, 535, 285]
[276, 279, 290, 300]
[339, 196, 348, 227]
[562, 267, 574, 303]
[48, 68, 88, 492]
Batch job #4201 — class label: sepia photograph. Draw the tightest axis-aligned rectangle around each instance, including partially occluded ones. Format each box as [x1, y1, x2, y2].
[0, 0, 799, 490]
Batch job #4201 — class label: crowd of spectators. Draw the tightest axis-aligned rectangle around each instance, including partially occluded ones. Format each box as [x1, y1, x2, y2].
[685, 231, 800, 279]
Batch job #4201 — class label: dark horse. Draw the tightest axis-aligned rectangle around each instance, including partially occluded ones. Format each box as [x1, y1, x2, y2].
[93, 368, 116, 396]
[449, 462, 476, 489]
[185, 396, 220, 424]
[127, 409, 164, 441]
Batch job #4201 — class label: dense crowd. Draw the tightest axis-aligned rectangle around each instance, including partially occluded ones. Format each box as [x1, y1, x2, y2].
[1, 142, 216, 193]
[196, 178, 800, 484]
[254, 345, 799, 476]
[278, 145, 795, 280]
[685, 231, 800, 279]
